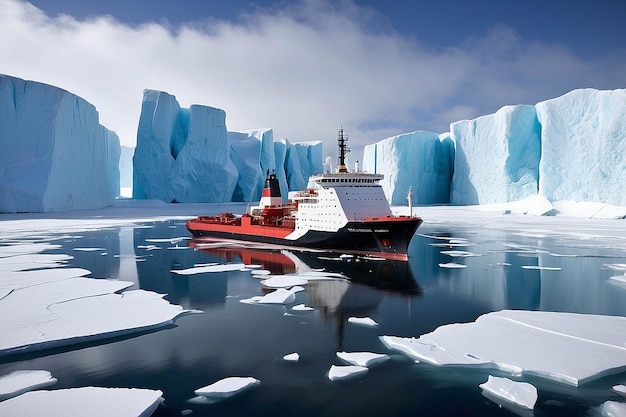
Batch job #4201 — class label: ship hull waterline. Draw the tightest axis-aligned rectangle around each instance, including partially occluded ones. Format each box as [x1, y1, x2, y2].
[186, 217, 422, 261]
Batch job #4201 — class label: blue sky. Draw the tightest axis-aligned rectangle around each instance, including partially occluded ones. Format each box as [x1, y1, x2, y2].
[2, 0, 625, 156]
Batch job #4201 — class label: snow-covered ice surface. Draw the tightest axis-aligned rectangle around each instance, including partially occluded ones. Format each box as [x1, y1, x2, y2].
[327, 365, 368, 381]
[0, 387, 163, 417]
[0, 370, 57, 401]
[336, 351, 389, 367]
[347, 316, 379, 327]
[194, 377, 259, 398]
[283, 352, 300, 362]
[600, 401, 626, 417]
[479, 375, 538, 410]
[0, 233, 196, 356]
[381, 309, 626, 386]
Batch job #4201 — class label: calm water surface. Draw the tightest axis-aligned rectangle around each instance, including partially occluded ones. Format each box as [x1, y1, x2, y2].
[2, 220, 625, 417]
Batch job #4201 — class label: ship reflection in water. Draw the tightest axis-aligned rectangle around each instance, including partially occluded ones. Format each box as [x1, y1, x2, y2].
[190, 240, 422, 347]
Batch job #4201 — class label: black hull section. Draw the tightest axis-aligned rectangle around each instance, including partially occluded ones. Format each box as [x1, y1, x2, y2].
[187, 218, 422, 260]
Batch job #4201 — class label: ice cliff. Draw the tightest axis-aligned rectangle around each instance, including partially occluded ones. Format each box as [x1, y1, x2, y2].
[365, 88, 626, 208]
[362, 131, 454, 205]
[133, 90, 322, 203]
[0, 74, 120, 213]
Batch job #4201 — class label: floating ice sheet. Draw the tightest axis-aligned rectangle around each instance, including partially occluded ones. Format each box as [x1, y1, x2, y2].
[438, 262, 467, 269]
[171, 263, 248, 275]
[239, 288, 297, 305]
[0, 370, 57, 401]
[479, 375, 537, 410]
[380, 310, 626, 386]
[283, 352, 300, 362]
[336, 351, 389, 367]
[347, 317, 379, 327]
[260, 275, 309, 288]
[0, 387, 163, 417]
[292, 304, 314, 311]
[327, 365, 368, 381]
[613, 384, 626, 396]
[0, 255, 194, 355]
[600, 401, 626, 417]
[194, 377, 259, 398]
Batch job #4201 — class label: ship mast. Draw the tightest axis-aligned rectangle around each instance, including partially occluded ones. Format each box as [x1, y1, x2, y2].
[337, 126, 351, 173]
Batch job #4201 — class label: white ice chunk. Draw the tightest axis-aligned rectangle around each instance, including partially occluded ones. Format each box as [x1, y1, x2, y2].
[336, 351, 390, 367]
[380, 310, 626, 386]
[327, 365, 368, 381]
[283, 352, 300, 362]
[612, 384, 626, 396]
[348, 317, 379, 327]
[479, 375, 537, 410]
[600, 401, 626, 417]
[0, 387, 163, 417]
[610, 275, 626, 285]
[171, 263, 247, 275]
[438, 262, 468, 269]
[260, 275, 309, 288]
[521, 265, 561, 271]
[0, 370, 57, 401]
[240, 288, 296, 305]
[251, 269, 271, 276]
[194, 377, 259, 398]
[292, 304, 314, 311]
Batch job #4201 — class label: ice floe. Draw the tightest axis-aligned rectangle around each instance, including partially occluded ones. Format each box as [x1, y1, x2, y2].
[613, 384, 626, 396]
[0, 370, 57, 401]
[440, 250, 481, 257]
[0, 246, 195, 355]
[479, 375, 537, 410]
[194, 376, 259, 398]
[327, 365, 368, 381]
[171, 263, 248, 275]
[521, 265, 562, 271]
[260, 275, 309, 288]
[438, 262, 468, 269]
[291, 304, 314, 311]
[239, 288, 297, 305]
[600, 401, 626, 417]
[347, 317, 379, 327]
[380, 310, 626, 386]
[0, 387, 164, 417]
[336, 351, 389, 367]
[283, 352, 300, 362]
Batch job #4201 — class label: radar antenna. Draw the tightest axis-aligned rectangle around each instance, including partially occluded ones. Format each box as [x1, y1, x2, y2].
[337, 126, 350, 173]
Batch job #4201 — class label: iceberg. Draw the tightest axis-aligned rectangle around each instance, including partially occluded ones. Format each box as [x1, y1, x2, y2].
[479, 375, 538, 411]
[0, 370, 57, 401]
[285, 140, 323, 191]
[133, 90, 238, 203]
[229, 129, 275, 202]
[0, 387, 163, 417]
[0, 74, 120, 213]
[536, 88, 626, 206]
[450, 105, 541, 205]
[283, 352, 300, 362]
[366, 88, 625, 209]
[194, 376, 259, 398]
[362, 130, 454, 205]
[380, 310, 626, 386]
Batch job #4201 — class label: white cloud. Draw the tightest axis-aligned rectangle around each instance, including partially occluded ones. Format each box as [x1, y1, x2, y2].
[1, 0, 624, 157]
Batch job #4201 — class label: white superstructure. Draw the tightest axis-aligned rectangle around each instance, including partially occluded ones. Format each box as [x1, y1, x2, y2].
[286, 172, 391, 239]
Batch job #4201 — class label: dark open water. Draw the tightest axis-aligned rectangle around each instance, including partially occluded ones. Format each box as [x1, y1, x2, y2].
[1, 219, 625, 416]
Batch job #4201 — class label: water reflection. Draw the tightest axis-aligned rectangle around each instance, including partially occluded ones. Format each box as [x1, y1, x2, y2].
[409, 226, 626, 316]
